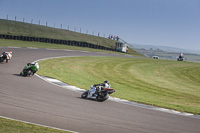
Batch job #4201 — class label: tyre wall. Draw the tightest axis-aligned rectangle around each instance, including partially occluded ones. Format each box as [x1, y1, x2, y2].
[0, 34, 121, 52]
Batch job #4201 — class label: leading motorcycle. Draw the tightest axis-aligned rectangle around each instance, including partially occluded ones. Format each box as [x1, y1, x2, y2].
[20, 62, 39, 76]
[81, 85, 115, 102]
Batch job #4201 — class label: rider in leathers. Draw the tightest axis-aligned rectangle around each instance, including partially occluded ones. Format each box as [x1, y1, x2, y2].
[28, 61, 39, 74]
[1, 51, 12, 63]
[20, 61, 39, 76]
[88, 80, 111, 98]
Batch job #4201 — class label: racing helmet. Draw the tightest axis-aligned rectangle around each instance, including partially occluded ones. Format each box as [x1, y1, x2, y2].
[32, 62, 39, 69]
[9, 51, 12, 54]
[104, 80, 109, 84]
[31, 61, 37, 64]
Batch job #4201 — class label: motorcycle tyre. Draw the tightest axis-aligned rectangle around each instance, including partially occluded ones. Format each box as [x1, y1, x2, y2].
[0, 57, 5, 63]
[81, 91, 89, 99]
[23, 70, 32, 77]
[28, 70, 35, 77]
[96, 93, 109, 102]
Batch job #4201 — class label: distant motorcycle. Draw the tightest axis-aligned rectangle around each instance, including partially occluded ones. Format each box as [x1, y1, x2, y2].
[81, 85, 115, 102]
[177, 53, 184, 61]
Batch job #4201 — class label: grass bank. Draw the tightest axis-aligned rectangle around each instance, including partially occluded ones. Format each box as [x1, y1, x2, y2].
[37, 56, 200, 114]
[0, 117, 70, 133]
[0, 39, 141, 56]
[0, 19, 116, 47]
[0, 19, 142, 56]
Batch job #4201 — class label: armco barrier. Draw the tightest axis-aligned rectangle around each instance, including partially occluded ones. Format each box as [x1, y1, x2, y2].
[0, 34, 121, 52]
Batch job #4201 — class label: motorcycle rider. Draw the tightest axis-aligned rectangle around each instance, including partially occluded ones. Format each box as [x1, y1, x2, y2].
[28, 61, 39, 74]
[20, 61, 39, 76]
[179, 53, 184, 59]
[1, 51, 12, 63]
[88, 80, 111, 98]
[177, 53, 184, 61]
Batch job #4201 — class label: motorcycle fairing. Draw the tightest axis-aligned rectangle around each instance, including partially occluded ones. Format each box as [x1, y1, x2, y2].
[103, 88, 115, 94]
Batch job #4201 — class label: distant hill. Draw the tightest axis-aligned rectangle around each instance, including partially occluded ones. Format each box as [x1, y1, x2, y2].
[133, 44, 200, 55]
[132, 44, 200, 63]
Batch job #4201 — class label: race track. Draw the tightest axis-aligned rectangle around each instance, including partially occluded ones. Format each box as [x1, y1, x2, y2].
[0, 47, 200, 133]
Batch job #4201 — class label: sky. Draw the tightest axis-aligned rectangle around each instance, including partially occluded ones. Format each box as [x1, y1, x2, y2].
[0, 0, 200, 51]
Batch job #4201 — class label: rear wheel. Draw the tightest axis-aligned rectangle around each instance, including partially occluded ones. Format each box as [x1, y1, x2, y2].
[96, 93, 109, 102]
[81, 91, 89, 98]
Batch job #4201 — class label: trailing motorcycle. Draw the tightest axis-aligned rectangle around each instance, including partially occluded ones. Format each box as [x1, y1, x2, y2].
[81, 85, 115, 102]
[20, 62, 39, 76]
[0, 51, 12, 63]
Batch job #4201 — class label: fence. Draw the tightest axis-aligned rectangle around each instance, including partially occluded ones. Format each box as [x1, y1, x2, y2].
[0, 34, 121, 52]
[2, 16, 109, 38]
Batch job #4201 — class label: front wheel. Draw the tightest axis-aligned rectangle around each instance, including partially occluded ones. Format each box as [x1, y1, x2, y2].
[27, 70, 31, 76]
[96, 93, 109, 102]
[81, 91, 89, 98]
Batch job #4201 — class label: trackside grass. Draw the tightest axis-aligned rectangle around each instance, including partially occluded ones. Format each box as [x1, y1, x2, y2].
[37, 56, 200, 114]
[0, 117, 70, 133]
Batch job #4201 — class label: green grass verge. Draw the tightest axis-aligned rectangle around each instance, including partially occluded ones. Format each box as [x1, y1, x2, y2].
[37, 56, 200, 114]
[0, 117, 70, 133]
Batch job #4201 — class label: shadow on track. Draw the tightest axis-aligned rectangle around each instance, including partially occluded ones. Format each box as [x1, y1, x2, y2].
[13, 74, 22, 77]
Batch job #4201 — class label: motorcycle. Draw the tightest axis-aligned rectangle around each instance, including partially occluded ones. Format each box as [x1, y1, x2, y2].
[20, 62, 39, 76]
[177, 53, 184, 61]
[0, 51, 12, 63]
[81, 85, 115, 102]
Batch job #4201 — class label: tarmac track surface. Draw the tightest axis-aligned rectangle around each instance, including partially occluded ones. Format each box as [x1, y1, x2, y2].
[0, 47, 200, 133]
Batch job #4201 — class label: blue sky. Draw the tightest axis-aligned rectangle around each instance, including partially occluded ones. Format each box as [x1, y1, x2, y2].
[0, 0, 200, 51]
